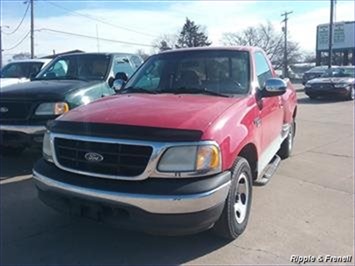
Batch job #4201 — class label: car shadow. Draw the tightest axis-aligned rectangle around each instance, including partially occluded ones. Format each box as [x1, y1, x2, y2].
[1, 179, 232, 265]
[0, 149, 41, 180]
[297, 96, 348, 105]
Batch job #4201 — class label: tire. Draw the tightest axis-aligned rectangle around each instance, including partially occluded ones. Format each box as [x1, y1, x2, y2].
[212, 157, 253, 240]
[0, 145, 26, 156]
[347, 87, 354, 101]
[278, 120, 295, 159]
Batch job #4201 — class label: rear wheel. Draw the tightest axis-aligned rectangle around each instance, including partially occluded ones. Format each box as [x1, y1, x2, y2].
[212, 157, 253, 240]
[278, 120, 295, 159]
[347, 87, 354, 100]
[0, 145, 26, 156]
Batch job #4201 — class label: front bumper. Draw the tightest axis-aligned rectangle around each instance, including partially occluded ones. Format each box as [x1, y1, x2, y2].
[33, 159, 231, 234]
[0, 125, 46, 147]
[305, 87, 350, 97]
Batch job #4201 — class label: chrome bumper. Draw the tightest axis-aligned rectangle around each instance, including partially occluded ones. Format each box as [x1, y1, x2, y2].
[0, 125, 46, 135]
[33, 170, 231, 214]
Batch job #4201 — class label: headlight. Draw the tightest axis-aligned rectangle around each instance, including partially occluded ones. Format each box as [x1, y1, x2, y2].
[334, 83, 350, 88]
[42, 131, 53, 162]
[305, 83, 312, 88]
[158, 144, 221, 173]
[35, 102, 69, 115]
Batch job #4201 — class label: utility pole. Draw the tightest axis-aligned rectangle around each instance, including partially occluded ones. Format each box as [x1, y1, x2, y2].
[0, 26, 3, 68]
[96, 24, 100, 52]
[281, 11, 293, 78]
[30, 0, 34, 58]
[0, 25, 9, 68]
[328, 0, 334, 68]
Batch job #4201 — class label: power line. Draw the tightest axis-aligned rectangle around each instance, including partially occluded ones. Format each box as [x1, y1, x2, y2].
[36, 28, 155, 47]
[3, 31, 31, 51]
[42, 1, 159, 39]
[2, 2, 30, 35]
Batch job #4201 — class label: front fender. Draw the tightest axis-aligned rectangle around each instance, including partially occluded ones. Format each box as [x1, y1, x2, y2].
[201, 96, 261, 171]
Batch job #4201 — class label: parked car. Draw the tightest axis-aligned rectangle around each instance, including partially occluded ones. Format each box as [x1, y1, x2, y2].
[0, 52, 143, 155]
[302, 65, 338, 85]
[33, 47, 297, 239]
[304, 66, 354, 100]
[0, 59, 51, 88]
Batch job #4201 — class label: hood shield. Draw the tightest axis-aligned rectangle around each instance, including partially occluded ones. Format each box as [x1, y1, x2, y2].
[47, 120, 203, 142]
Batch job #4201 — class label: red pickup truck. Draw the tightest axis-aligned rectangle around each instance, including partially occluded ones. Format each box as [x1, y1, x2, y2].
[33, 47, 297, 239]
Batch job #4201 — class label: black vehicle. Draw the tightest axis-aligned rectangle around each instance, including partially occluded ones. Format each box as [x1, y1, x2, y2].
[0, 53, 143, 155]
[304, 66, 355, 100]
[302, 66, 338, 85]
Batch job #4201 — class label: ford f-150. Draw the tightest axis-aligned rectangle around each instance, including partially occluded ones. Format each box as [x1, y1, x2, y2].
[33, 47, 297, 239]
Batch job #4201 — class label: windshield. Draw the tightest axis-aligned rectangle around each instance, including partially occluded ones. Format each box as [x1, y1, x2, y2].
[308, 66, 327, 73]
[36, 54, 111, 81]
[321, 68, 355, 78]
[124, 50, 250, 96]
[1, 62, 44, 78]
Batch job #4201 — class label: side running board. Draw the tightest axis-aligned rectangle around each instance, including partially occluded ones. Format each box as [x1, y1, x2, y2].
[254, 155, 281, 186]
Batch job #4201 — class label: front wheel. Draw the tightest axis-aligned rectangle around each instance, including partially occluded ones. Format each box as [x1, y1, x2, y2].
[212, 157, 253, 240]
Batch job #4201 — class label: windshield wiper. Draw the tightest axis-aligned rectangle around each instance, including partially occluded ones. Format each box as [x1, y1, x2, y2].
[119, 86, 157, 94]
[161, 87, 230, 97]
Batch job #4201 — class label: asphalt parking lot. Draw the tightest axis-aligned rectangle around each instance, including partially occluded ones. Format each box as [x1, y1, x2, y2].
[0, 84, 354, 265]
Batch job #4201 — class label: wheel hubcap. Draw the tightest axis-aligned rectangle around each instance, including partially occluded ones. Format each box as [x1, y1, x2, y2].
[351, 88, 354, 99]
[234, 172, 249, 224]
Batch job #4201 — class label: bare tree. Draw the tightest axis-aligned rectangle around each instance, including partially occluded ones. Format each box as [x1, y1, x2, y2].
[222, 21, 301, 70]
[136, 49, 150, 60]
[152, 34, 178, 52]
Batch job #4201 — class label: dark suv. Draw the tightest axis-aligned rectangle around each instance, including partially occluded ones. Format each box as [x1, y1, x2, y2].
[0, 53, 143, 155]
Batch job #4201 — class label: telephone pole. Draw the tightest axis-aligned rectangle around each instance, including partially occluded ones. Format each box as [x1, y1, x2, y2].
[0, 26, 3, 68]
[281, 11, 293, 78]
[30, 0, 34, 58]
[0, 25, 9, 68]
[328, 0, 335, 68]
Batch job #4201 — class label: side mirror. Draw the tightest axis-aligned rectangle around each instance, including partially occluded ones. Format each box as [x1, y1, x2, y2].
[261, 78, 287, 98]
[113, 79, 125, 92]
[115, 72, 128, 82]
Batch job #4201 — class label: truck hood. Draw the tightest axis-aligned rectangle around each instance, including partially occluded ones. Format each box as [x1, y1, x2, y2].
[0, 79, 104, 101]
[59, 94, 240, 131]
[308, 77, 354, 84]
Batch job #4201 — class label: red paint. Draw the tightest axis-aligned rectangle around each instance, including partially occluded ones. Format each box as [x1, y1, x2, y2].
[58, 47, 297, 172]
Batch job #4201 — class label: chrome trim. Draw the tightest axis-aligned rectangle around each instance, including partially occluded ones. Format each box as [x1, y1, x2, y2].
[50, 132, 222, 181]
[33, 170, 231, 214]
[0, 125, 46, 135]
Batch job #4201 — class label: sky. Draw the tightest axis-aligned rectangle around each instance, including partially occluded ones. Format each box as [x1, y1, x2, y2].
[1, 0, 354, 63]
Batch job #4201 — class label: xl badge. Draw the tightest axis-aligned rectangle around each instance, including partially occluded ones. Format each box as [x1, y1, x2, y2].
[0, 107, 9, 113]
[84, 152, 104, 162]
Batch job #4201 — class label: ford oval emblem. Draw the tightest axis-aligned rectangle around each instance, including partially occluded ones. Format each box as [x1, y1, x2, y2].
[0, 107, 9, 113]
[84, 152, 104, 163]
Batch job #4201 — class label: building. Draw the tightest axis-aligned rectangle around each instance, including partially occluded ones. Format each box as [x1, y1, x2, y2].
[316, 21, 354, 66]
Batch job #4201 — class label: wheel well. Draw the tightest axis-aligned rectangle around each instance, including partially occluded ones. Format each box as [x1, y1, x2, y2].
[293, 106, 297, 119]
[238, 143, 258, 180]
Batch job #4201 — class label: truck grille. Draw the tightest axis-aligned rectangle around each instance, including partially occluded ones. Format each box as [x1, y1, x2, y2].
[0, 101, 33, 120]
[312, 83, 333, 90]
[54, 138, 153, 177]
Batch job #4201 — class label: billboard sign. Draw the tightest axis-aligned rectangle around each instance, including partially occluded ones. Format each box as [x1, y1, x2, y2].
[317, 21, 354, 51]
